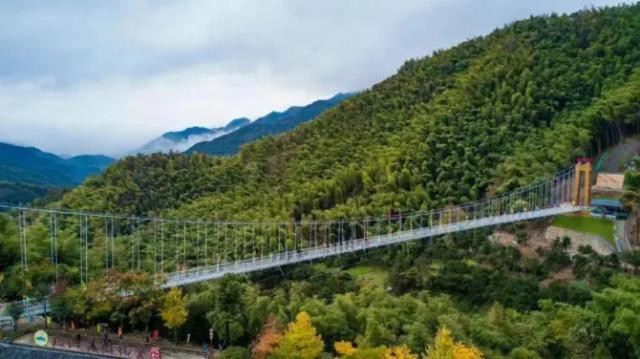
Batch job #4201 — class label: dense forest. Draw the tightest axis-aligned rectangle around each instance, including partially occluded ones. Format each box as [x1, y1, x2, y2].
[59, 4, 640, 222]
[3, 3, 640, 358]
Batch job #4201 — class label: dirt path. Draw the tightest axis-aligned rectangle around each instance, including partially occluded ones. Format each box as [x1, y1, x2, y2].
[616, 219, 632, 252]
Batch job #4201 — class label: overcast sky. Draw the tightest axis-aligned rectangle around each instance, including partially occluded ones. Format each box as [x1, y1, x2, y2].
[0, 0, 629, 157]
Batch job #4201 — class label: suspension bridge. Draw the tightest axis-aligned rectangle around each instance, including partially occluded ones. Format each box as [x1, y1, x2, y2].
[0, 162, 594, 291]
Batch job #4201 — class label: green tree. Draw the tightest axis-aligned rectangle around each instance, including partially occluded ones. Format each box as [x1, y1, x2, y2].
[219, 346, 251, 359]
[206, 274, 246, 348]
[622, 250, 640, 275]
[50, 289, 74, 329]
[509, 347, 541, 359]
[6, 302, 22, 331]
[590, 276, 640, 357]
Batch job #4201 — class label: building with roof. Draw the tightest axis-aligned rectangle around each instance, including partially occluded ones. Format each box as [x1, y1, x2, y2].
[591, 198, 628, 219]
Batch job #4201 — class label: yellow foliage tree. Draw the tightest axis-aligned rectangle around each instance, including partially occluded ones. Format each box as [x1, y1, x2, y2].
[160, 287, 188, 342]
[335, 341, 358, 356]
[271, 311, 323, 359]
[334, 341, 388, 359]
[384, 345, 418, 359]
[452, 345, 484, 359]
[425, 327, 483, 359]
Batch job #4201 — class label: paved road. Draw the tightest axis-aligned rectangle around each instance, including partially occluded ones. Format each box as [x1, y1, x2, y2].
[615, 219, 632, 252]
[15, 332, 207, 359]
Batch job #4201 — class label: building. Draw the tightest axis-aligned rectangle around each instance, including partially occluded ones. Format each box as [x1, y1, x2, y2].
[591, 198, 628, 219]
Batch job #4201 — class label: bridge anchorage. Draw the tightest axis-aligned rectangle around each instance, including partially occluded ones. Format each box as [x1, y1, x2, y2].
[2, 164, 591, 289]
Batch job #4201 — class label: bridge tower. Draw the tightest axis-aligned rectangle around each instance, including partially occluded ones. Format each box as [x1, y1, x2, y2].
[572, 158, 592, 206]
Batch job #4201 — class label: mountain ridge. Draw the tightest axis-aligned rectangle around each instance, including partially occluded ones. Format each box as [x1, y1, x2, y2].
[134, 118, 250, 154]
[6, 4, 640, 358]
[185, 93, 355, 155]
[58, 4, 640, 223]
[0, 142, 114, 203]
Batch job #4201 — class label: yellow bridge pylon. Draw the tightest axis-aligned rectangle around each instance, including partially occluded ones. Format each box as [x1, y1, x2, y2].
[572, 158, 592, 207]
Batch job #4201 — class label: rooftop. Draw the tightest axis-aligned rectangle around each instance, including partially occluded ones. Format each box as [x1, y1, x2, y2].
[592, 198, 624, 209]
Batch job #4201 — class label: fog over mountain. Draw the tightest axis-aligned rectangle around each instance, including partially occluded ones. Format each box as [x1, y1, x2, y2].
[134, 118, 249, 154]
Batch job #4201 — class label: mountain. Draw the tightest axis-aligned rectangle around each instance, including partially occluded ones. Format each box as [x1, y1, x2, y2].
[66, 154, 115, 171]
[0, 181, 51, 205]
[185, 93, 354, 155]
[134, 118, 250, 154]
[0, 142, 114, 203]
[7, 4, 640, 357]
[59, 3, 640, 222]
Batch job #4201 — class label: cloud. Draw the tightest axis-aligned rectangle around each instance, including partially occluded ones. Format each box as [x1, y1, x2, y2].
[0, 65, 320, 156]
[0, 0, 629, 156]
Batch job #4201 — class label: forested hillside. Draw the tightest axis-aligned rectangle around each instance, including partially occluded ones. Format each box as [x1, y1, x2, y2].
[4, 4, 640, 358]
[62, 4, 640, 223]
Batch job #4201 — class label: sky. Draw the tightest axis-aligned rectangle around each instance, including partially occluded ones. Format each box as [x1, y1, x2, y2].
[0, 0, 630, 157]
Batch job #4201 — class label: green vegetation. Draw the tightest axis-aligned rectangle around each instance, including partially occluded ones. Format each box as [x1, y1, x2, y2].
[346, 265, 379, 277]
[2, 3, 640, 358]
[623, 157, 640, 246]
[346, 266, 387, 288]
[551, 215, 615, 245]
[0, 181, 49, 204]
[593, 150, 608, 172]
[51, 3, 640, 224]
[4, 232, 636, 358]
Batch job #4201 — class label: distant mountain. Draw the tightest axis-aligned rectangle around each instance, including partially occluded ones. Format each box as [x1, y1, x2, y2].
[185, 93, 354, 156]
[0, 142, 114, 203]
[134, 118, 250, 154]
[66, 154, 115, 170]
[0, 181, 61, 206]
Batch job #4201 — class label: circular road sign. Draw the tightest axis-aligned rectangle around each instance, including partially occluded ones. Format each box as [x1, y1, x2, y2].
[34, 330, 48, 346]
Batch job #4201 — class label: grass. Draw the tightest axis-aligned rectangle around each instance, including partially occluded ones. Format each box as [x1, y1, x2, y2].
[551, 215, 615, 246]
[346, 266, 375, 276]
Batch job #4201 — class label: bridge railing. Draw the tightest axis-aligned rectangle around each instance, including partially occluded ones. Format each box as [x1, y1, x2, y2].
[159, 204, 584, 286]
[0, 167, 578, 286]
